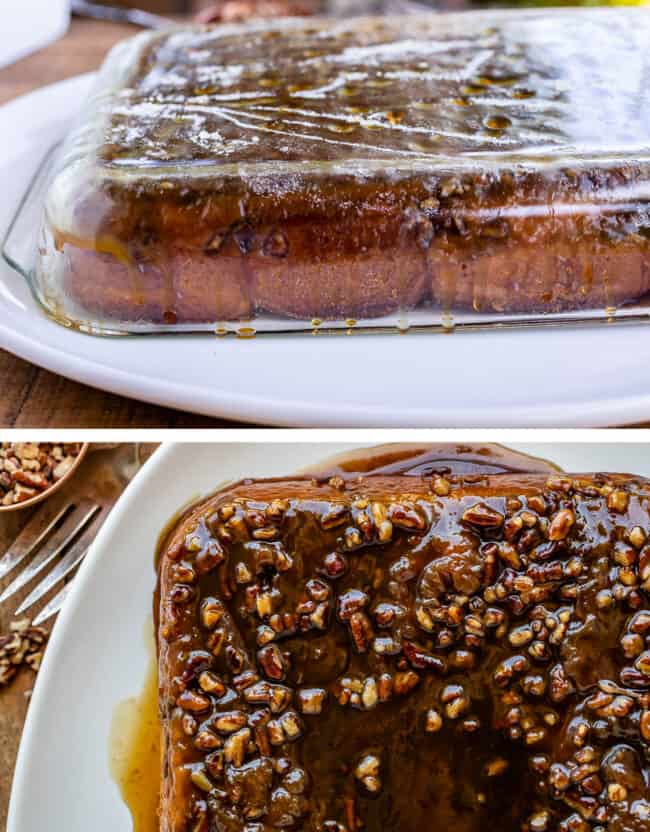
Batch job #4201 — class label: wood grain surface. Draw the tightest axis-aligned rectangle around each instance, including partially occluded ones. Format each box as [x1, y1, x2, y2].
[0, 443, 159, 829]
[0, 17, 245, 428]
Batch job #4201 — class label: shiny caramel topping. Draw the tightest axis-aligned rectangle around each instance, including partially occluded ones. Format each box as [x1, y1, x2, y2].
[98, 11, 650, 169]
[159, 471, 650, 831]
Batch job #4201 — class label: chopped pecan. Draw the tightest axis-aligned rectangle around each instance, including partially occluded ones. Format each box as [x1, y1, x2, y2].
[320, 504, 350, 529]
[402, 642, 446, 674]
[348, 611, 374, 652]
[462, 502, 504, 528]
[297, 687, 327, 715]
[393, 670, 420, 696]
[337, 589, 369, 621]
[548, 509, 575, 541]
[388, 502, 427, 531]
[258, 644, 288, 681]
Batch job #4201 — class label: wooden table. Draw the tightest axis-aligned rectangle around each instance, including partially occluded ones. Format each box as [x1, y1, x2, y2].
[0, 18, 242, 427]
[0, 443, 159, 829]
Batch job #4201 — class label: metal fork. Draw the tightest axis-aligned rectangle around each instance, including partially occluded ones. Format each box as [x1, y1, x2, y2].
[70, 0, 176, 30]
[0, 497, 107, 626]
[0, 445, 149, 633]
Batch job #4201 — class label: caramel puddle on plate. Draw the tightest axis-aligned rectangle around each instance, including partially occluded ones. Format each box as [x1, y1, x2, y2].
[301, 443, 562, 478]
[109, 618, 160, 832]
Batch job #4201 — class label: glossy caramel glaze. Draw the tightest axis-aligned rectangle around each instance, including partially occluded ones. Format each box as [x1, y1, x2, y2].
[157, 467, 650, 832]
[97, 13, 648, 167]
[304, 442, 561, 478]
[146, 444, 556, 830]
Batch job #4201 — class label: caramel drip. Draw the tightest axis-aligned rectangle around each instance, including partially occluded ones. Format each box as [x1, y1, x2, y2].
[52, 227, 146, 309]
[161, 255, 177, 326]
[109, 620, 160, 832]
[52, 228, 131, 267]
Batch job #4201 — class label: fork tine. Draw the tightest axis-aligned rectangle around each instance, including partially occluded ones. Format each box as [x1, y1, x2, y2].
[15, 545, 88, 616]
[0, 502, 72, 582]
[15, 508, 105, 615]
[32, 582, 75, 627]
[0, 501, 100, 605]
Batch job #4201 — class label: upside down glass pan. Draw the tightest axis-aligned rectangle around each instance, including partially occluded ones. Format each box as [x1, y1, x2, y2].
[3, 8, 650, 336]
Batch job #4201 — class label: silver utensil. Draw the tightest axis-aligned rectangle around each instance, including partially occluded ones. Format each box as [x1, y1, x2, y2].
[70, 0, 176, 30]
[0, 499, 104, 625]
[0, 444, 147, 627]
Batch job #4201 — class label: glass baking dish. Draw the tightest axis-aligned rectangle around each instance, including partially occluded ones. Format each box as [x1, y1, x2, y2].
[3, 8, 650, 336]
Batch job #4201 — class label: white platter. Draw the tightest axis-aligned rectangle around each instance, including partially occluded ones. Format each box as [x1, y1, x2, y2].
[8, 440, 650, 832]
[3, 76, 650, 426]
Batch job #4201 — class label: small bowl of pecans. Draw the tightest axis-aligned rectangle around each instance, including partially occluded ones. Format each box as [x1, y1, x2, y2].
[0, 443, 89, 511]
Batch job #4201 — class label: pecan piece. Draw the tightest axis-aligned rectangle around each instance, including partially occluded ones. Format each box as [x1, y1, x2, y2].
[201, 598, 225, 629]
[198, 671, 226, 696]
[393, 670, 420, 696]
[348, 611, 374, 653]
[425, 709, 443, 732]
[388, 502, 427, 531]
[320, 504, 350, 529]
[178, 690, 212, 713]
[607, 490, 629, 513]
[548, 509, 575, 541]
[462, 502, 504, 528]
[258, 644, 288, 681]
[402, 642, 446, 674]
[321, 552, 347, 578]
[214, 711, 248, 733]
[244, 681, 292, 713]
[297, 687, 327, 715]
[354, 754, 382, 794]
[549, 663, 575, 702]
[223, 727, 250, 767]
[337, 589, 369, 621]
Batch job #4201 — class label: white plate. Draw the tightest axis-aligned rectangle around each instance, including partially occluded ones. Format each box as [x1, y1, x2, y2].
[8, 440, 650, 832]
[0, 2, 69, 70]
[3, 76, 650, 427]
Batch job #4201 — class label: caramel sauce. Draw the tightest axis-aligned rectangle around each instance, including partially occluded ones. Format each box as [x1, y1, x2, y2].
[109, 620, 160, 832]
[302, 442, 562, 479]
[52, 227, 147, 310]
[52, 228, 131, 267]
[236, 326, 257, 339]
[113, 444, 563, 830]
[151, 444, 650, 831]
[483, 115, 512, 131]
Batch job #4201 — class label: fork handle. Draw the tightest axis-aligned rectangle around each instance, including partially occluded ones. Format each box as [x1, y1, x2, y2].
[70, 0, 175, 29]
